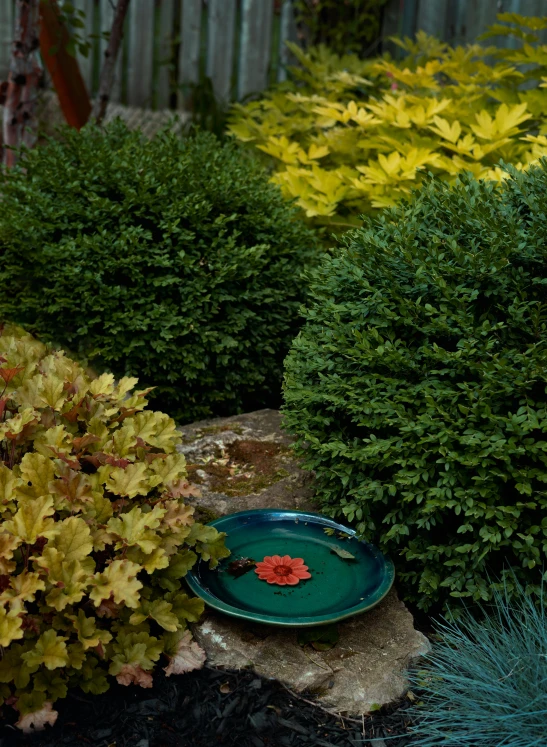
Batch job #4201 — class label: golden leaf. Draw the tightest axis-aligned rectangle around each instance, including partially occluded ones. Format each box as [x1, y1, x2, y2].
[0, 571, 45, 611]
[89, 559, 143, 608]
[4, 494, 56, 544]
[0, 604, 24, 646]
[48, 516, 93, 562]
[102, 462, 150, 498]
[21, 630, 69, 670]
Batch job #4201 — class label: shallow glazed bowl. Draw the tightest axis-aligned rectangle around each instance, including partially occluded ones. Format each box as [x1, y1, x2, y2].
[185, 509, 395, 627]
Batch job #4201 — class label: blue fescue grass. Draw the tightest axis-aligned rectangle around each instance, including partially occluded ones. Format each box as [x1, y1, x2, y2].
[403, 568, 547, 747]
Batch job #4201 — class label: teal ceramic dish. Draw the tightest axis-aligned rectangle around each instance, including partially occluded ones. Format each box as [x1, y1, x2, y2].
[185, 509, 395, 627]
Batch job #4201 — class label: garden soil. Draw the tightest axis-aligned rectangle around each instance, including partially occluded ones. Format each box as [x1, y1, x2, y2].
[0, 665, 417, 747]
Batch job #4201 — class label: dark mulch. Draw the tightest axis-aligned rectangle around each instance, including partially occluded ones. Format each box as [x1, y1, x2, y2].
[0, 666, 419, 747]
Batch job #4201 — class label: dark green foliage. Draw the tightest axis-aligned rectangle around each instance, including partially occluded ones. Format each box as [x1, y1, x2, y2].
[407, 569, 547, 746]
[283, 162, 547, 612]
[293, 0, 388, 57]
[0, 121, 318, 422]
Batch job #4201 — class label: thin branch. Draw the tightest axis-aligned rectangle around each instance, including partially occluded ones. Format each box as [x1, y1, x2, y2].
[2, 0, 42, 167]
[91, 0, 131, 125]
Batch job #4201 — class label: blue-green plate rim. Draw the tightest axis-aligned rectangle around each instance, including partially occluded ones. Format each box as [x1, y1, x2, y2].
[185, 508, 395, 627]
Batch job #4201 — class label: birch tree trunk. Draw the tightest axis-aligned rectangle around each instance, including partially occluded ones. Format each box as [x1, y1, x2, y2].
[2, 0, 42, 168]
[91, 0, 131, 125]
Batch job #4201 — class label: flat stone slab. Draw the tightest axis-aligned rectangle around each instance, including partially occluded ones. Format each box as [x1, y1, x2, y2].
[177, 409, 316, 520]
[178, 410, 430, 715]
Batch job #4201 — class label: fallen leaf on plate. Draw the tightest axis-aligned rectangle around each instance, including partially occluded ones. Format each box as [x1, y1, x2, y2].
[329, 545, 356, 560]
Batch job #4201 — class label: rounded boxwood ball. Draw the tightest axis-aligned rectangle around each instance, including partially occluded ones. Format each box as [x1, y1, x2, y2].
[283, 162, 547, 613]
[0, 122, 318, 422]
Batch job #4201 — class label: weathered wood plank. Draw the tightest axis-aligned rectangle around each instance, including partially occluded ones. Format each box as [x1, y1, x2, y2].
[278, 0, 297, 82]
[0, 0, 14, 81]
[127, 0, 154, 107]
[100, 0, 124, 103]
[465, 0, 500, 45]
[178, 0, 202, 109]
[206, 0, 236, 102]
[157, 0, 175, 108]
[238, 0, 273, 99]
[416, 0, 448, 39]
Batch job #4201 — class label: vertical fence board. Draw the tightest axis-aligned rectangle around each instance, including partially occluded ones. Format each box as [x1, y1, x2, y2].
[416, 0, 448, 38]
[206, 0, 236, 102]
[465, 0, 500, 44]
[179, 0, 202, 109]
[127, 0, 154, 107]
[157, 0, 174, 108]
[2, 0, 547, 114]
[278, 0, 297, 81]
[100, 0, 122, 102]
[238, 0, 273, 99]
[0, 0, 13, 81]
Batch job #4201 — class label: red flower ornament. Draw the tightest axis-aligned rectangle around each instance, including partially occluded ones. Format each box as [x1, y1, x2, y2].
[255, 555, 311, 586]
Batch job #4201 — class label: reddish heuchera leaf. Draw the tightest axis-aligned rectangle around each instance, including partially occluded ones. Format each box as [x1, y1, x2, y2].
[0, 397, 7, 418]
[168, 480, 202, 499]
[104, 455, 130, 469]
[0, 366, 24, 384]
[96, 598, 121, 619]
[50, 451, 81, 470]
[111, 498, 129, 513]
[73, 434, 100, 452]
[116, 665, 153, 688]
[81, 455, 101, 469]
[62, 404, 81, 423]
[112, 407, 138, 423]
[21, 616, 41, 635]
[15, 703, 58, 733]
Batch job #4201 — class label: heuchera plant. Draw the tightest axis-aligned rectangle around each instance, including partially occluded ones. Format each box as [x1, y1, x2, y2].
[0, 324, 229, 731]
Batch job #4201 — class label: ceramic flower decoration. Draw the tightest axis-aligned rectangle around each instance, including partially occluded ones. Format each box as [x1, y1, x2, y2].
[255, 555, 311, 586]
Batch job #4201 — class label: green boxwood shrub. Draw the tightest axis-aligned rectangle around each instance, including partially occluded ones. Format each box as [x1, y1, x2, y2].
[283, 161, 547, 612]
[0, 122, 318, 422]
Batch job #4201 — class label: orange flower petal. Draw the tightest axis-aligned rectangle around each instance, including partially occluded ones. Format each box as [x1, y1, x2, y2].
[255, 554, 312, 585]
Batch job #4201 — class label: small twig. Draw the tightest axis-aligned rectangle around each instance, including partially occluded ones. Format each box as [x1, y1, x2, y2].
[279, 681, 365, 725]
[301, 647, 332, 672]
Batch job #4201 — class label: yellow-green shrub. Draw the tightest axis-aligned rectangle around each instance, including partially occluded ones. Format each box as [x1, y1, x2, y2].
[0, 325, 228, 731]
[229, 13, 547, 228]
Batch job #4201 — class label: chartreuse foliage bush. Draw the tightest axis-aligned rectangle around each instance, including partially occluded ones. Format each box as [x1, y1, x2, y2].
[0, 122, 318, 423]
[407, 570, 547, 747]
[0, 324, 228, 730]
[282, 160, 547, 613]
[229, 13, 547, 226]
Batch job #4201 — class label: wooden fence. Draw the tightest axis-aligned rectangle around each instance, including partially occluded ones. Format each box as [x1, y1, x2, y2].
[382, 0, 547, 49]
[0, 0, 546, 113]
